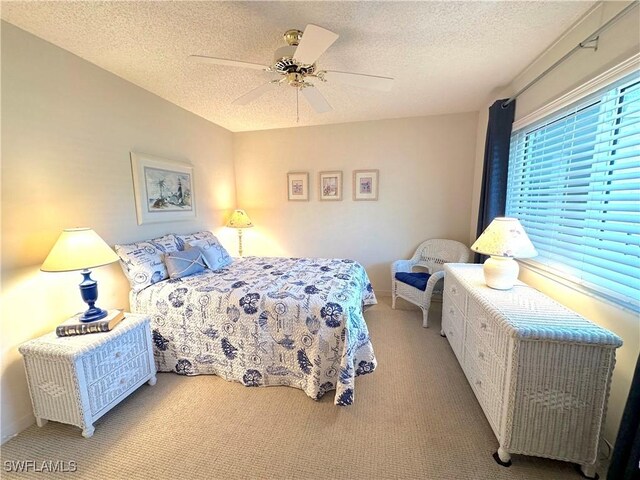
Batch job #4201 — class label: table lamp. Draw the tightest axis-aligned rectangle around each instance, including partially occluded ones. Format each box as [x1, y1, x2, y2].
[41, 228, 119, 322]
[471, 217, 537, 290]
[226, 209, 254, 257]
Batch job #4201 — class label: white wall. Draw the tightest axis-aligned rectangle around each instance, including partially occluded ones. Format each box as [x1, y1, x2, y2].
[469, 1, 640, 445]
[0, 22, 237, 442]
[233, 113, 479, 292]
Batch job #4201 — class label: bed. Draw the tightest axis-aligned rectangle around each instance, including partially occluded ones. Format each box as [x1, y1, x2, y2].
[122, 236, 377, 406]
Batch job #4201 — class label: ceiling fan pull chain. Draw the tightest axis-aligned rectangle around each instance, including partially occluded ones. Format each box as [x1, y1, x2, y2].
[296, 87, 300, 123]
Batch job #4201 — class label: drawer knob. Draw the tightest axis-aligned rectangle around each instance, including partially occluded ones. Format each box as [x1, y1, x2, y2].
[115, 351, 122, 358]
[449, 308, 455, 315]
[451, 287, 457, 294]
[480, 322, 487, 330]
[478, 352, 485, 359]
[475, 380, 482, 386]
[120, 378, 126, 385]
[448, 330, 453, 336]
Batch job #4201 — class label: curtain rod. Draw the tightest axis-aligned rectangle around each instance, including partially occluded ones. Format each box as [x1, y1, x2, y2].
[502, 1, 639, 108]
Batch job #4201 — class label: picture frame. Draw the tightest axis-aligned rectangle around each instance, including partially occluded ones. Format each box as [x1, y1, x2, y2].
[353, 169, 379, 201]
[287, 172, 309, 201]
[130, 152, 196, 225]
[319, 171, 343, 201]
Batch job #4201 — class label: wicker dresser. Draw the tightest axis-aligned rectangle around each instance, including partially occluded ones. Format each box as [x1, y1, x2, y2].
[442, 264, 622, 478]
[19, 314, 156, 438]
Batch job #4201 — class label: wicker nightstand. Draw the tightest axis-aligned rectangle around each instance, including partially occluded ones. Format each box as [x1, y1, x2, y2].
[19, 314, 157, 438]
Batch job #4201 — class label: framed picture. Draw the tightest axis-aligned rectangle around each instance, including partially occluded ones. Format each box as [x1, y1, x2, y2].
[130, 152, 196, 225]
[319, 171, 343, 201]
[353, 169, 379, 201]
[287, 172, 309, 201]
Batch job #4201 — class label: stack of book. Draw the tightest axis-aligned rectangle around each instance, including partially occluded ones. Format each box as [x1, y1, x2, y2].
[56, 309, 125, 337]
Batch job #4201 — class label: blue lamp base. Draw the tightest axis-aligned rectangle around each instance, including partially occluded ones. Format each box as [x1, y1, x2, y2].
[78, 270, 108, 322]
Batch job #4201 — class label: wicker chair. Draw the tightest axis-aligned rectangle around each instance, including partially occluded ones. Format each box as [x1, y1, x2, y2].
[391, 239, 471, 328]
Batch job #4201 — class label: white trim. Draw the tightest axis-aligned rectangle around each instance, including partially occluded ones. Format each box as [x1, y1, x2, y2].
[1, 412, 35, 444]
[513, 53, 640, 131]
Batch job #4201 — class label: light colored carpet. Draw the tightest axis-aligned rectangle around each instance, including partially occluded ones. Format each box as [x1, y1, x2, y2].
[1, 297, 589, 479]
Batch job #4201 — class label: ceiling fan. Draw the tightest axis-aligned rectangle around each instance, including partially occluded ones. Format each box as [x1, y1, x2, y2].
[189, 24, 394, 119]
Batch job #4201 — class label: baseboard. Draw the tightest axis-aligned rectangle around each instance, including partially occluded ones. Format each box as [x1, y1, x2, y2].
[1, 412, 35, 445]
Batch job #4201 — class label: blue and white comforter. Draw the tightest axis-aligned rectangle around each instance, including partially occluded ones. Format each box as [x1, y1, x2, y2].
[130, 256, 377, 405]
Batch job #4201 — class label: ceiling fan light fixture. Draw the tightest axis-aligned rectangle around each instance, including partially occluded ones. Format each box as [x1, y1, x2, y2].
[286, 72, 309, 88]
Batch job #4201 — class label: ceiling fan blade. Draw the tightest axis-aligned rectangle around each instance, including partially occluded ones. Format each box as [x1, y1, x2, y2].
[232, 82, 280, 105]
[301, 86, 332, 113]
[188, 55, 269, 71]
[323, 70, 394, 92]
[294, 24, 339, 66]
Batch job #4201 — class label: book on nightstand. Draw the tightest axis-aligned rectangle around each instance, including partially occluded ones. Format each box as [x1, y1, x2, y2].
[56, 309, 125, 337]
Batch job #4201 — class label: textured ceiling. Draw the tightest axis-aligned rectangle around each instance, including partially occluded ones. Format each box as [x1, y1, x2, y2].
[1, 1, 595, 132]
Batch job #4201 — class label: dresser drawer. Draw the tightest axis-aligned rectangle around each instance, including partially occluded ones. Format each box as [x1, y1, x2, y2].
[88, 353, 151, 415]
[465, 325, 506, 393]
[467, 297, 509, 360]
[82, 323, 149, 384]
[464, 349, 503, 435]
[442, 296, 465, 364]
[444, 275, 466, 314]
[443, 293, 465, 334]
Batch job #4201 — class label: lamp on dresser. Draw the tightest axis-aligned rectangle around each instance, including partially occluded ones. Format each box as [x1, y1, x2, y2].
[470, 217, 537, 290]
[226, 209, 254, 257]
[41, 228, 119, 322]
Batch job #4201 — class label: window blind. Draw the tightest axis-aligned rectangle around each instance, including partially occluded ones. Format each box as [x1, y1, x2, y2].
[506, 71, 640, 311]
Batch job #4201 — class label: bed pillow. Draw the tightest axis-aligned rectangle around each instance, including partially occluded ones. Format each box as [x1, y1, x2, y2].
[163, 247, 207, 279]
[115, 234, 181, 292]
[175, 231, 217, 250]
[185, 239, 232, 271]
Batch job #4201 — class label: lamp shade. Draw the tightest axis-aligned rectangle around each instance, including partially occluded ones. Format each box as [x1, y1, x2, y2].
[226, 209, 254, 229]
[471, 217, 537, 258]
[41, 228, 119, 272]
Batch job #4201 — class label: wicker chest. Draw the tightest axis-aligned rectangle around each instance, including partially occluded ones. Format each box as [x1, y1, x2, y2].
[19, 314, 157, 438]
[442, 264, 622, 478]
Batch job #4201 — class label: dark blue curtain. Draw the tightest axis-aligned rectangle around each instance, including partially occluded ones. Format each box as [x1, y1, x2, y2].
[475, 99, 516, 263]
[608, 353, 640, 480]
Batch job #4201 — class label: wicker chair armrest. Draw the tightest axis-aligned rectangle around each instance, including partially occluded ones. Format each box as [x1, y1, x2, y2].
[391, 259, 417, 275]
[424, 270, 446, 296]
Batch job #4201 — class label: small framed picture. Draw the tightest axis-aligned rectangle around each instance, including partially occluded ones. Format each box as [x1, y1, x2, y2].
[319, 171, 343, 201]
[287, 172, 309, 201]
[353, 170, 379, 201]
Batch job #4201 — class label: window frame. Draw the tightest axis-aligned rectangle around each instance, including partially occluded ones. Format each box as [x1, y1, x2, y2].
[506, 58, 640, 313]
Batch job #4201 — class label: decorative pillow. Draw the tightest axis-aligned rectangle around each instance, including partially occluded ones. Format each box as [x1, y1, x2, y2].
[163, 247, 207, 279]
[175, 231, 216, 250]
[115, 234, 181, 292]
[185, 239, 232, 271]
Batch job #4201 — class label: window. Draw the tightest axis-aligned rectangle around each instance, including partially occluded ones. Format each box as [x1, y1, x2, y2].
[506, 71, 640, 311]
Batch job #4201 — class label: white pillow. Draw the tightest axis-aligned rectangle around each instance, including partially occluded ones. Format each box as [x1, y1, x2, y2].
[175, 231, 216, 250]
[115, 234, 180, 292]
[186, 239, 232, 271]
